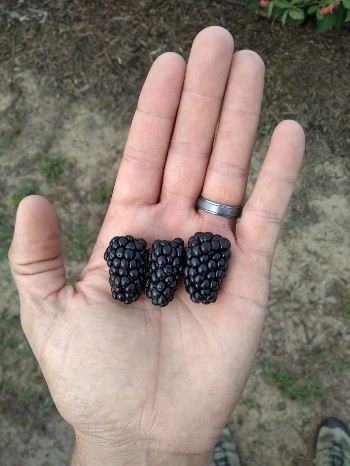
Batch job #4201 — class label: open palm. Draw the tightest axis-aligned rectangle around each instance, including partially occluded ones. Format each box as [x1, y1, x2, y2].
[9, 27, 304, 463]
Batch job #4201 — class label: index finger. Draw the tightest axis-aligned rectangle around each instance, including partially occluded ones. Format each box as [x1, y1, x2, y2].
[112, 52, 186, 206]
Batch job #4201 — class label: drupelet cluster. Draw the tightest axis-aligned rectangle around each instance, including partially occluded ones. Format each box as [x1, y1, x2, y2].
[104, 232, 231, 306]
[184, 232, 231, 304]
[104, 235, 147, 304]
[145, 238, 185, 307]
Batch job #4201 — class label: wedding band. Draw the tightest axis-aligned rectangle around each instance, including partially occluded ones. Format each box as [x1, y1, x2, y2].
[197, 196, 243, 219]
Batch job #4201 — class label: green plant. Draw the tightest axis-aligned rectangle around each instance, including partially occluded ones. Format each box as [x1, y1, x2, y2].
[247, 0, 350, 32]
[343, 298, 350, 315]
[263, 360, 295, 391]
[262, 360, 327, 401]
[93, 184, 113, 204]
[68, 233, 95, 261]
[0, 208, 13, 259]
[38, 154, 65, 182]
[13, 105, 27, 119]
[242, 397, 257, 409]
[10, 182, 37, 207]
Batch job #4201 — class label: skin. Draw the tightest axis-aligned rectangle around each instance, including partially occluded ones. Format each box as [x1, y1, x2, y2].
[9, 27, 305, 465]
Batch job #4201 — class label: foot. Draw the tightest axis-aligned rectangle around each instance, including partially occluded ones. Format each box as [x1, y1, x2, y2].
[211, 426, 241, 466]
[315, 417, 350, 466]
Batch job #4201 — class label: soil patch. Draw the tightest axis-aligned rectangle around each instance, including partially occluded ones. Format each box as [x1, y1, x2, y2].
[0, 1, 349, 465]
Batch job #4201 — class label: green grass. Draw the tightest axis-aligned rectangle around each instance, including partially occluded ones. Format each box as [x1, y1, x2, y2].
[8, 105, 27, 135]
[13, 105, 27, 119]
[93, 184, 113, 204]
[343, 298, 350, 316]
[67, 232, 96, 261]
[0, 208, 13, 259]
[262, 360, 328, 402]
[10, 182, 37, 207]
[241, 397, 257, 409]
[310, 349, 350, 374]
[38, 154, 65, 182]
[328, 360, 345, 373]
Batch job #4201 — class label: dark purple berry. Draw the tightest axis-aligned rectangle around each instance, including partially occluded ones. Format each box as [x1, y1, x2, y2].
[104, 235, 147, 304]
[145, 238, 185, 307]
[184, 232, 231, 304]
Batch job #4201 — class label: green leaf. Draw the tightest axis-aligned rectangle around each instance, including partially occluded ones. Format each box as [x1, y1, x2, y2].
[10, 183, 37, 207]
[346, 9, 350, 21]
[247, 0, 261, 10]
[268, 0, 275, 17]
[342, 0, 350, 9]
[334, 6, 346, 27]
[289, 8, 305, 19]
[316, 9, 324, 20]
[281, 8, 289, 24]
[274, 0, 291, 7]
[307, 5, 319, 14]
[316, 13, 337, 31]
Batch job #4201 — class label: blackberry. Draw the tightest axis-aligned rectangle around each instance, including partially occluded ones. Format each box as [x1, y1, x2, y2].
[145, 238, 185, 307]
[104, 235, 147, 304]
[184, 232, 231, 304]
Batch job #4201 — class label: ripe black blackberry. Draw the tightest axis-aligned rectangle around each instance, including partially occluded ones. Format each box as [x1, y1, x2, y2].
[104, 235, 147, 304]
[184, 232, 231, 304]
[145, 238, 185, 307]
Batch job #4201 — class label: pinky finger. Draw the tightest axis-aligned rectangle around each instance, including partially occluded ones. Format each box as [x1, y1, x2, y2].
[236, 120, 305, 273]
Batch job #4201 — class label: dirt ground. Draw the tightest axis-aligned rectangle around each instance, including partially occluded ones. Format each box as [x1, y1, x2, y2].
[0, 1, 349, 465]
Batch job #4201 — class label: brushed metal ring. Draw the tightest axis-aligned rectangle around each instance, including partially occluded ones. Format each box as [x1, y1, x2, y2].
[197, 196, 243, 219]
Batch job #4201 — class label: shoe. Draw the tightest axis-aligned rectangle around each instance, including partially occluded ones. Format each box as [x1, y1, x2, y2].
[211, 425, 241, 466]
[315, 417, 350, 466]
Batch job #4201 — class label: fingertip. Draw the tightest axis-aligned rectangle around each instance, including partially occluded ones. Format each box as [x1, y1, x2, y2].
[17, 194, 54, 213]
[153, 51, 186, 69]
[138, 52, 186, 117]
[268, 121, 306, 169]
[234, 50, 265, 76]
[276, 119, 305, 134]
[260, 120, 305, 183]
[15, 195, 59, 235]
[194, 26, 234, 52]
[275, 120, 306, 150]
[10, 194, 61, 263]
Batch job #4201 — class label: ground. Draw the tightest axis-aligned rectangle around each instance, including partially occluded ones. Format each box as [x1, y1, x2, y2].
[0, 1, 349, 465]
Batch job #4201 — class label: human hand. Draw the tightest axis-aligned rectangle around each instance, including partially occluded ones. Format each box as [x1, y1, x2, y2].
[9, 27, 305, 466]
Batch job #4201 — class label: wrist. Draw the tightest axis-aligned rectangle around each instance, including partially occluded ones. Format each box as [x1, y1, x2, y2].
[71, 431, 212, 466]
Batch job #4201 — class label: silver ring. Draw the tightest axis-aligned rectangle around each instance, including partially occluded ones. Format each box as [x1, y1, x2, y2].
[197, 196, 243, 219]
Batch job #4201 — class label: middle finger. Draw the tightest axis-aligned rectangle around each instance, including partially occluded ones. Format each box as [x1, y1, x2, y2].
[160, 26, 234, 207]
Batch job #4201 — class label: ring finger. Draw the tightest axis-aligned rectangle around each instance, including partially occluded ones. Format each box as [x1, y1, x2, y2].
[198, 50, 265, 228]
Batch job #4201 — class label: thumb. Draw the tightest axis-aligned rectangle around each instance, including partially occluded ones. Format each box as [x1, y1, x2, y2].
[9, 195, 67, 302]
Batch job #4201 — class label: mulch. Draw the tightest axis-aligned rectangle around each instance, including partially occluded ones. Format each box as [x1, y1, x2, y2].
[1, 0, 349, 154]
